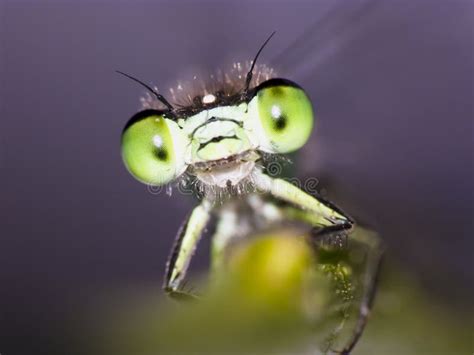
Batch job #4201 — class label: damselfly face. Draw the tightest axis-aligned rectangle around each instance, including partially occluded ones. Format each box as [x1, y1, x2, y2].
[121, 76, 314, 189]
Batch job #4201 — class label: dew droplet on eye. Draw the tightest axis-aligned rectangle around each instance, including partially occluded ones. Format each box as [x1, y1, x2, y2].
[153, 135, 163, 148]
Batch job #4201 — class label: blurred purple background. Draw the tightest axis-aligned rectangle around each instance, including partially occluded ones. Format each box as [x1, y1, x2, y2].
[0, 1, 472, 354]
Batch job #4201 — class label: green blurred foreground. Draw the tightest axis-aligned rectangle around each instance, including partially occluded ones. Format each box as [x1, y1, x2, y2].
[81, 228, 472, 355]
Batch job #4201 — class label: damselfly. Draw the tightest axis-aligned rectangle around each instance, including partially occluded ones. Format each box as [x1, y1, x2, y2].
[118, 32, 383, 355]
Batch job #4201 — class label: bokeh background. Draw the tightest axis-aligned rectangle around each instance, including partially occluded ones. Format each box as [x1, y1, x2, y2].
[1, 1, 472, 354]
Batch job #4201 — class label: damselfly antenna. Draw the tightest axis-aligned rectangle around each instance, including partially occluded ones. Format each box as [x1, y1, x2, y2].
[244, 31, 276, 93]
[116, 70, 175, 113]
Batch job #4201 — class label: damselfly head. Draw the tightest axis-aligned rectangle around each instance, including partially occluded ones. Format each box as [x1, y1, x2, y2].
[119, 34, 315, 193]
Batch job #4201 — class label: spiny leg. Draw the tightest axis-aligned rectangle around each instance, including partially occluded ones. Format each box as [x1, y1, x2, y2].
[164, 199, 212, 301]
[280, 207, 384, 354]
[286, 204, 384, 354]
[253, 172, 353, 228]
[254, 172, 383, 353]
[336, 227, 384, 355]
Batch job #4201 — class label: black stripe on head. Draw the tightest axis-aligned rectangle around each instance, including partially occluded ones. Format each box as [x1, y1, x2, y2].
[197, 135, 239, 151]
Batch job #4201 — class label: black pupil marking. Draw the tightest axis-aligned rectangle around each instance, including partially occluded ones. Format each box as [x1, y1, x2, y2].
[154, 148, 168, 161]
[274, 114, 287, 130]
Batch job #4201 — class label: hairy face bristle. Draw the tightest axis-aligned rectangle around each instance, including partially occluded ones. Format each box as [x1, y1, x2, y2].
[140, 62, 276, 113]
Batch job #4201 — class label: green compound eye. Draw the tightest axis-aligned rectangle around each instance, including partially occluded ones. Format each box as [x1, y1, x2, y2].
[255, 79, 314, 153]
[121, 110, 188, 185]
